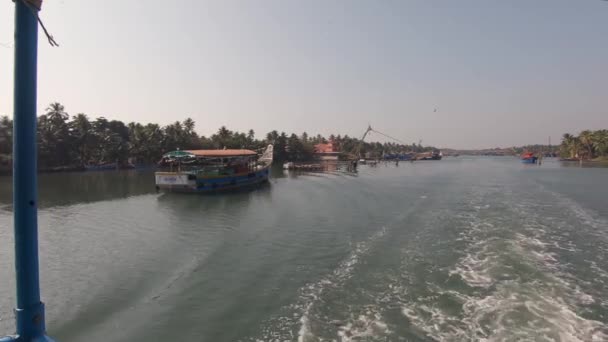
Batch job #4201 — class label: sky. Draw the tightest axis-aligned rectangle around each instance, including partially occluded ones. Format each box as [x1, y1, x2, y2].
[0, 0, 607, 149]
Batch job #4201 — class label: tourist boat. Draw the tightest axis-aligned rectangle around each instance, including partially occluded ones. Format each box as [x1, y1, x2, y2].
[155, 145, 273, 192]
[521, 152, 538, 164]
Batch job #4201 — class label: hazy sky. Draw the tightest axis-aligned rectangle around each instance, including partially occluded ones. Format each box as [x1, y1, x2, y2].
[1, 0, 607, 149]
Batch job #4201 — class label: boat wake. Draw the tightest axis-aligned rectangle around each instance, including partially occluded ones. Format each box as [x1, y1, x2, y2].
[252, 227, 388, 342]
[336, 306, 390, 342]
[400, 183, 608, 341]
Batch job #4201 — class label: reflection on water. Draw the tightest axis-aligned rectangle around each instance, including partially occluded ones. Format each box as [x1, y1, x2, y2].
[156, 183, 272, 213]
[560, 160, 608, 168]
[1, 159, 602, 210]
[0, 170, 157, 209]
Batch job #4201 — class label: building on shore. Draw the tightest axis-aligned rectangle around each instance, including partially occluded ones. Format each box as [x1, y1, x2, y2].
[314, 140, 342, 161]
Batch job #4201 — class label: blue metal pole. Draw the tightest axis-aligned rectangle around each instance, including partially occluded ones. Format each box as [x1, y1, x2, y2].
[1, 1, 54, 341]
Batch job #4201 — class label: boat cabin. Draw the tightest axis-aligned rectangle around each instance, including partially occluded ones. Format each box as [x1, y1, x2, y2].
[157, 149, 264, 175]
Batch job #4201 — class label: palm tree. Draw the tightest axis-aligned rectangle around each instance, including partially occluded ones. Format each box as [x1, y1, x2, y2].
[183, 118, 195, 133]
[579, 130, 595, 159]
[592, 130, 608, 157]
[69, 113, 93, 165]
[266, 130, 279, 145]
[143, 123, 163, 162]
[560, 133, 585, 159]
[570, 137, 583, 159]
[0, 116, 12, 155]
[181, 118, 201, 149]
[274, 132, 288, 161]
[41, 102, 72, 166]
[162, 121, 186, 151]
[214, 126, 232, 148]
[45, 102, 68, 122]
[561, 133, 574, 158]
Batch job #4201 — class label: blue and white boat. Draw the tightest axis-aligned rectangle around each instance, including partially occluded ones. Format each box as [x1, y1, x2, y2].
[155, 145, 273, 193]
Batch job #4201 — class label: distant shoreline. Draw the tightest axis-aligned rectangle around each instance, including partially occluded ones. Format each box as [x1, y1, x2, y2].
[2, 156, 608, 177]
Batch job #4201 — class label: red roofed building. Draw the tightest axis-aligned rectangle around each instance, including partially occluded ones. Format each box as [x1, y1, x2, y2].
[314, 140, 341, 160]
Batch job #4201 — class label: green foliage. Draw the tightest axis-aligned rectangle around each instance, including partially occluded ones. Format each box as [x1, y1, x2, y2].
[0, 115, 13, 155]
[0, 101, 443, 168]
[560, 130, 608, 160]
[512, 145, 559, 156]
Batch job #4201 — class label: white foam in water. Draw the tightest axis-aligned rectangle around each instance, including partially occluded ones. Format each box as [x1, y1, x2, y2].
[450, 220, 503, 289]
[255, 227, 388, 341]
[298, 227, 387, 341]
[337, 311, 390, 342]
[402, 302, 472, 341]
[399, 183, 608, 342]
[450, 246, 498, 288]
[404, 271, 608, 342]
[297, 314, 312, 342]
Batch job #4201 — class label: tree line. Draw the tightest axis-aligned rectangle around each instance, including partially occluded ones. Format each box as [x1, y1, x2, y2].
[560, 130, 608, 160]
[0, 102, 435, 170]
[513, 145, 560, 156]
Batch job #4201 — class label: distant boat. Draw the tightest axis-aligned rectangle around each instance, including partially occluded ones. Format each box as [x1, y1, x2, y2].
[521, 152, 538, 164]
[418, 151, 443, 160]
[383, 152, 415, 161]
[155, 145, 273, 193]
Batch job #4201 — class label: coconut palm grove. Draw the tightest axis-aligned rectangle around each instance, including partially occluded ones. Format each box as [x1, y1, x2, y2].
[0, 102, 606, 173]
[0, 102, 441, 172]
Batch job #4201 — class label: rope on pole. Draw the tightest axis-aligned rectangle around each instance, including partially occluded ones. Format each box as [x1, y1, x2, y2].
[370, 129, 408, 145]
[19, 0, 59, 47]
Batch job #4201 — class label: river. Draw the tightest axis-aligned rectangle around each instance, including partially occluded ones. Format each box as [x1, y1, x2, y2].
[1, 157, 607, 341]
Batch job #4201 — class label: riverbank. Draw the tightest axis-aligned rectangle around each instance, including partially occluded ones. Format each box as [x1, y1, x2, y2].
[559, 156, 608, 164]
[592, 156, 608, 163]
[0, 164, 156, 176]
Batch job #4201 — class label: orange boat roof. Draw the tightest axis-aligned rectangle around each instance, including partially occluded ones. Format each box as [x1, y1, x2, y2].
[185, 149, 257, 157]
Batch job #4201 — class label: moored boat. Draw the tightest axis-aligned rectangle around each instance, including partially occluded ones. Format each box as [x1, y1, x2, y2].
[383, 152, 416, 161]
[521, 152, 538, 164]
[283, 162, 326, 171]
[417, 151, 443, 160]
[155, 145, 273, 193]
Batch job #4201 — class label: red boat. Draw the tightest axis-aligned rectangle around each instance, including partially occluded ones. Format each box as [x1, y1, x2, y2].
[521, 152, 538, 164]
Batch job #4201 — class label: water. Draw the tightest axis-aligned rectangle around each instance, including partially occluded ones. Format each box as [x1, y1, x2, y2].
[1, 158, 607, 341]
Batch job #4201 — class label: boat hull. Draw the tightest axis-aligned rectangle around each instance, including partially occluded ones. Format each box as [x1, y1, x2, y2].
[521, 158, 537, 164]
[155, 167, 270, 193]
